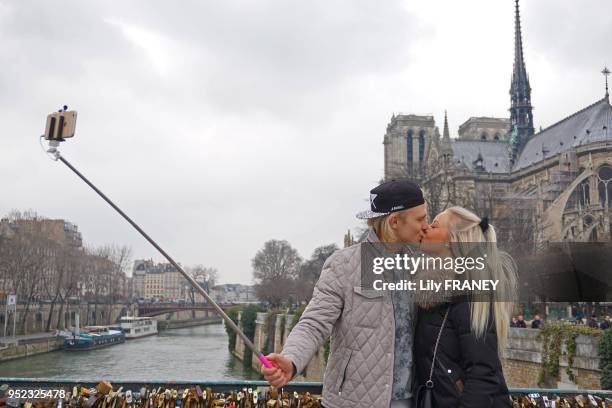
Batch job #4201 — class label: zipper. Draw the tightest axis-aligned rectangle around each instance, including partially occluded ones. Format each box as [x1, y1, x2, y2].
[338, 350, 353, 395]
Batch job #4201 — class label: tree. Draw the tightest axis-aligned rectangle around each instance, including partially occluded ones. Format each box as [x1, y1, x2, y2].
[185, 265, 219, 317]
[187, 265, 218, 290]
[296, 244, 338, 302]
[252, 240, 302, 307]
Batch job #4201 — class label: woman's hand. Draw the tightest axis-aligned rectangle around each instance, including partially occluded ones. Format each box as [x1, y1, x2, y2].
[260, 353, 294, 388]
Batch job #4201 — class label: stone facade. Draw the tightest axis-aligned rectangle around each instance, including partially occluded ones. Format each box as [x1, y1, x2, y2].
[0, 301, 213, 336]
[231, 311, 326, 381]
[0, 336, 64, 363]
[384, 114, 437, 180]
[503, 327, 602, 390]
[231, 312, 604, 389]
[458, 117, 510, 141]
[381, 0, 612, 247]
[0, 302, 127, 336]
[0, 217, 82, 247]
[132, 259, 193, 301]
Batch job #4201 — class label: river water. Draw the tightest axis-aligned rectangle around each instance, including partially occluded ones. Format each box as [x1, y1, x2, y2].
[0, 323, 261, 381]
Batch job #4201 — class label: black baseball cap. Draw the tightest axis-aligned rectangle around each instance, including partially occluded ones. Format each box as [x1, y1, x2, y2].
[356, 180, 425, 219]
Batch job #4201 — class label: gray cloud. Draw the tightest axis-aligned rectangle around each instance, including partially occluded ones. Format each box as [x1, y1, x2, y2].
[1, 0, 610, 283]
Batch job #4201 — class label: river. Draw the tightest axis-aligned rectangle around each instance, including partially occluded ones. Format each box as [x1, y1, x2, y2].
[0, 323, 262, 381]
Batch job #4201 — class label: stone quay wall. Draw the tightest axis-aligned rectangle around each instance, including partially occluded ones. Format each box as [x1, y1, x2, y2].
[232, 315, 603, 388]
[0, 302, 217, 336]
[232, 312, 326, 381]
[503, 327, 602, 389]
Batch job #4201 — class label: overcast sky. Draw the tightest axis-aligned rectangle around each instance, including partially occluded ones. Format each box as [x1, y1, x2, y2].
[1, 0, 611, 284]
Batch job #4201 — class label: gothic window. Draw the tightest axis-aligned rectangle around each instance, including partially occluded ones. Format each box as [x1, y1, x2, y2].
[418, 130, 425, 162]
[481, 132, 488, 140]
[568, 174, 590, 209]
[598, 165, 612, 207]
[579, 179, 590, 207]
[407, 130, 413, 163]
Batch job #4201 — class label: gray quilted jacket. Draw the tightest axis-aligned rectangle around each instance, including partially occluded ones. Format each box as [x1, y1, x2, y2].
[281, 230, 414, 408]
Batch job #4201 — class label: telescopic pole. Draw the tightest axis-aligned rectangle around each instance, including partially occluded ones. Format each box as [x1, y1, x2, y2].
[45, 142, 274, 369]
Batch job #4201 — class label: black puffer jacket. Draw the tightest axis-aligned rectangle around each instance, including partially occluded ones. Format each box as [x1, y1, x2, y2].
[414, 299, 511, 408]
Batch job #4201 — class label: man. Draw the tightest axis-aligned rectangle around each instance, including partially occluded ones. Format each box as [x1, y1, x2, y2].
[516, 315, 527, 328]
[531, 314, 542, 329]
[260, 180, 429, 408]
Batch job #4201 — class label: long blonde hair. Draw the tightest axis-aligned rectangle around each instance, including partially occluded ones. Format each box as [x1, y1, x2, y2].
[445, 206, 518, 356]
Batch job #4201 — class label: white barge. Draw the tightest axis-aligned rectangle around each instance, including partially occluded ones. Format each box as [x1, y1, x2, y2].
[119, 316, 158, 339]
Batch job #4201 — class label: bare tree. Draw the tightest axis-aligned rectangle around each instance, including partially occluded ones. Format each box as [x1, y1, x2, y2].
[296, 244, 338, 303]
[252, 240, 302, 307]
[95, 244, 132, 322]
[53, 248, 81, 330]
[185, 265, 219, 317]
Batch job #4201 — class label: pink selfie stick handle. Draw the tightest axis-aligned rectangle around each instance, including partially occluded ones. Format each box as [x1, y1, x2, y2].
[259, 354, 274, 369]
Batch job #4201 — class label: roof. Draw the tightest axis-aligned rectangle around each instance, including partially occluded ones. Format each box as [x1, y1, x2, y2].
[450, 139, 512, 173]
[514, 98, 612, 170]
[458, 116, 510, 128]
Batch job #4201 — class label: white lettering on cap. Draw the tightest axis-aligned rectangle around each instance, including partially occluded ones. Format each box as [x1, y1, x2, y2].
[370, 193, 378, 209]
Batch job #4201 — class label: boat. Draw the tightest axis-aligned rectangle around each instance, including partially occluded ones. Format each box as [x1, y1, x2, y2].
[119, 316, 158, 339]
[63, 326, 125, 351]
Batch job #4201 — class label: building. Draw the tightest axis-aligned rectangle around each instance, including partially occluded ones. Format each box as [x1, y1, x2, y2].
[383, 0, 612, 245]
[132, 259, 153, 299]
[210, 284, 258, 304]
[0, 217, 82, 247]
[0, 216, 84, 296]
[131, 259, 190, 301]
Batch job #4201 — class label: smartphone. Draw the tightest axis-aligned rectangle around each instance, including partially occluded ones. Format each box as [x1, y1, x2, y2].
[44, 111, 77, 141]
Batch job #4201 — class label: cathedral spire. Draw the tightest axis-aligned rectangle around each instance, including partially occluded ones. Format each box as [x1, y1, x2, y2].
[440, 110, 453, 159]
[512, 0, 528, 87]
[509, 0, 534, 164]
[443, 110, 451, 141]
[603, 66, 610, 101]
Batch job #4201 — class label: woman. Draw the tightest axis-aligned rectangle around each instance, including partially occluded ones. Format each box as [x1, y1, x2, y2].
[414, 206, 517, 407]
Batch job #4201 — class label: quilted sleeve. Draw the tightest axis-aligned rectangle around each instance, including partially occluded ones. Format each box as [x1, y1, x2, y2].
[280, 250, 346, 376]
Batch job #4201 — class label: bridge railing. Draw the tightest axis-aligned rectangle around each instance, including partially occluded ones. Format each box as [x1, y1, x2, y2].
[1, 378, 612, 399]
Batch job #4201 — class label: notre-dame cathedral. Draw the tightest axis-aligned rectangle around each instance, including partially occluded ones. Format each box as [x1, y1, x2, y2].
[383, 0, 612, 246]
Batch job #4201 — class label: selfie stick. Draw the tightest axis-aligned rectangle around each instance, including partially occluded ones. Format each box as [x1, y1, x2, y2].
[43, 137, 274, 370]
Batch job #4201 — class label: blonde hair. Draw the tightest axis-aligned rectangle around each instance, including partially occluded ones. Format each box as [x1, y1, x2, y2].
[367, 209, 411, 243]
[445, 206, 518, 356]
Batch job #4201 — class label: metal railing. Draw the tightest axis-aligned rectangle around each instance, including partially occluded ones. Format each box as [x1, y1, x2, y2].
[1, 378, 612, 398]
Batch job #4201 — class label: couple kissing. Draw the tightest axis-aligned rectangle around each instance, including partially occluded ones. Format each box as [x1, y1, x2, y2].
[261, 180, 518, 408]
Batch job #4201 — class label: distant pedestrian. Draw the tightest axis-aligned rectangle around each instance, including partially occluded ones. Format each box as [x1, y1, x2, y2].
[600, 316, 611, 330]
[531, 314, 541, 329]
[516, 315, 527, 328]
[588, 314, 599, 329]
[510, 316, 518, 327]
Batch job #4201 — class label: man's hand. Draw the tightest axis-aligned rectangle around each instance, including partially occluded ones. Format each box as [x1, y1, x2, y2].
[260, 353, 294, 388]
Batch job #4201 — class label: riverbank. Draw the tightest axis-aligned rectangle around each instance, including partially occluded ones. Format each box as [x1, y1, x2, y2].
[0, 334, 64, 363]
[157, 317, 222, 331]
[0, 317, 222, 363]
[0, 324, 255, 380]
